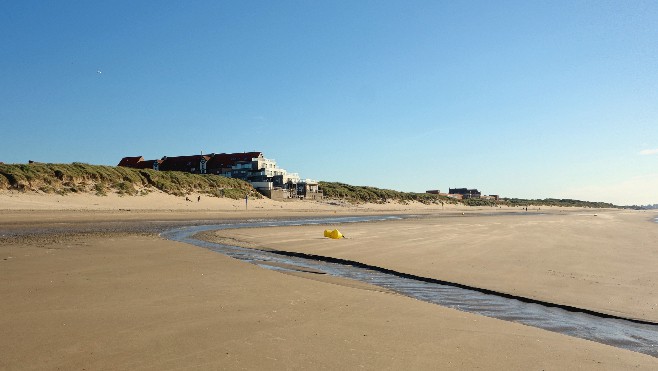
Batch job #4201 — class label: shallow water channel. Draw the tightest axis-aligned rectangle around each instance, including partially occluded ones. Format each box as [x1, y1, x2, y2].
[161, 215, 658, 357]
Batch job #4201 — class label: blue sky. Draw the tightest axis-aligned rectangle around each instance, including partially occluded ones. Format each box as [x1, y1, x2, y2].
[1, 1, 657, 205]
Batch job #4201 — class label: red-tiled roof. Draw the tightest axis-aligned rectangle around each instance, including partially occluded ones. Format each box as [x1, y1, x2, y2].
[159, 155, 211, 172]
[206, 152, 262, 169]
[133, 159, 162, 169]
[118, 156, 144, 167]
[119, 152, 263, 173]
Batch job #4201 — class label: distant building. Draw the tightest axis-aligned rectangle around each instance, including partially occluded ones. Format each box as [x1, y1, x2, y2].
[118, 156, 162, 170]
[426, 190, 440, 195]
[159, 155, 211, 174]
[118, 151, 321, 200]
[298, 180, 322, 200]
[206, 152, 263, 177]
[117, 156, 144, 168]
[449, 188, 481, 199]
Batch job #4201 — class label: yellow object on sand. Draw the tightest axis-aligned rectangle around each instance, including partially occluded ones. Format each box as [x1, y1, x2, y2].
[324, 229, 344, 239]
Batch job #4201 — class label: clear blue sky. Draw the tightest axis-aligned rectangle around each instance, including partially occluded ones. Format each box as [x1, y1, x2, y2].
[1, 1, 657, 205]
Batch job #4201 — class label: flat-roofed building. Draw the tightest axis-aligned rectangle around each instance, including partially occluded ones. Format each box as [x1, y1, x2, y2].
[449, 188, 482, 199]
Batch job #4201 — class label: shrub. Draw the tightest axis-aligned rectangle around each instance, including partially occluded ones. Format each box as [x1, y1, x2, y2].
[39, 185, 55, 193]
[0, 173, 9, 189]
[223, 188, 249, 200]
[114, 181, 138, 196]
[94, 183, 108, 196]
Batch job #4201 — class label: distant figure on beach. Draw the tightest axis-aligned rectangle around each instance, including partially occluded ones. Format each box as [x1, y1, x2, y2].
[197, 196, 201, 202]
[185, 197, 190, 202]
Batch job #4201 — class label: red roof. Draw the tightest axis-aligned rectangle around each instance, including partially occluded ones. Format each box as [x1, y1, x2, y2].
[159, 155, 211, 172]
[206, 152, 262, 170]
[118, 151, 263, 173]
[134, 159, 162, 169]
[118, 156, 144, 167]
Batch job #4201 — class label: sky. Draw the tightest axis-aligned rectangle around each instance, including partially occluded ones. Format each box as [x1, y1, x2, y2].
[1, 1, 657, 205]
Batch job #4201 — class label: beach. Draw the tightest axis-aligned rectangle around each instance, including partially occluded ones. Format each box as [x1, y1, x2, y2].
[206, 209, 658, 322]
[2, 191, 658, 369]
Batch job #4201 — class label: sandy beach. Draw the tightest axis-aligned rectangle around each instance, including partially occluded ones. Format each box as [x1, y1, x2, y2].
[2, 191, 658, 369]
[207, 209, 658, 322]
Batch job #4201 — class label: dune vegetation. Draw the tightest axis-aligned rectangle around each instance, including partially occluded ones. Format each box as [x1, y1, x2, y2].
[319, 181, 619, 208]
[0, 162, 260, 199]
[0, 163, 619, 208]
[318, 181, 454, 205]
[462, 197, 618, 209]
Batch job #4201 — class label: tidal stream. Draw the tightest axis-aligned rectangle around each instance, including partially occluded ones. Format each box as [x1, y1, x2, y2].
[161, 215, 658, 357]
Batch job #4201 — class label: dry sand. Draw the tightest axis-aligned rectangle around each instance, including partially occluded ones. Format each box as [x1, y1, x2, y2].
[0, 189, 468, 213]
[207, 209, 658, 323]
[1, 191, 658, 369]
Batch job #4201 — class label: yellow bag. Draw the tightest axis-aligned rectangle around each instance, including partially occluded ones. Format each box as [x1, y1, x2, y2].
[327, 229, 343, 239]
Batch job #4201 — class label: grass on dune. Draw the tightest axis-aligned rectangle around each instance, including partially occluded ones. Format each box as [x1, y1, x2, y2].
[0, 162, 260, 199]
[0, 163, 618, 208]
[319, 181, 619, 208]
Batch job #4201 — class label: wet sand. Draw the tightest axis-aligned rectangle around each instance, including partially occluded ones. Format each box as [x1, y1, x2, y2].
[2, 195, 658, 369]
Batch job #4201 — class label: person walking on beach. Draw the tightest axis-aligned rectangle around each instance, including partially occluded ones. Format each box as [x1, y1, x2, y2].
[197, 195, 201, 202]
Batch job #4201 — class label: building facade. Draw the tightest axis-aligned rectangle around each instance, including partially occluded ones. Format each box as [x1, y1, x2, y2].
[118, 152, 321, 200]
[449, 188, 482, 199]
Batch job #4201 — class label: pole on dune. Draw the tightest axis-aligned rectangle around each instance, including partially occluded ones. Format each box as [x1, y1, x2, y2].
[245, 194, 248, 210]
